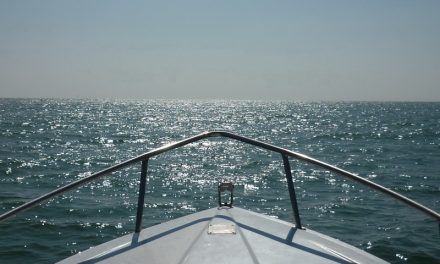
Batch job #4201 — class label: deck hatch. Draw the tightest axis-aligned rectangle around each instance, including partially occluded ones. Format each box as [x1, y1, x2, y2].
[208, 224, 236, 235]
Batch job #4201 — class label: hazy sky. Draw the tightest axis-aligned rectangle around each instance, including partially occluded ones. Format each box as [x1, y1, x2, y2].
[1, 0, 439, 101]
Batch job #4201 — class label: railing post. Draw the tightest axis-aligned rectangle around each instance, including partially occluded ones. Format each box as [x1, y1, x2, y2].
[135, 158, 149, 233]
[282, 154, 302, 229]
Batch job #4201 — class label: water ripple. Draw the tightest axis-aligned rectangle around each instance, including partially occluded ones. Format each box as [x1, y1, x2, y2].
[0, 99, 439, 263]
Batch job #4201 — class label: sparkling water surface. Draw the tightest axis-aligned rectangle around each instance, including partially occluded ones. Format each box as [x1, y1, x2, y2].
[0, 99, 439, 263]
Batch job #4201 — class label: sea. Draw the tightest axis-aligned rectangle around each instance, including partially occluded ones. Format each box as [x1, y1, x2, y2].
[0, 98, 439, 263]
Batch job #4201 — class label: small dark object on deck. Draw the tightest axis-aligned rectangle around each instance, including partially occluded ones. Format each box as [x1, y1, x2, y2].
[218, 182, 234, 207]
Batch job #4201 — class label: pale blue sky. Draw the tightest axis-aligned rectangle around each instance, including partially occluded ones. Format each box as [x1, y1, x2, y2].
[1, 0, 439, 101]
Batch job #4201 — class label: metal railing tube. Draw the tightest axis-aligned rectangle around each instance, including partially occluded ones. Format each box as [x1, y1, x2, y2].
[1, 130, 439, 229]
[282, 154, 302, 229]
[0, 132, 212, 223]
[135, 159, 149, 233]
[207, 131, 440, 223]
[0, 155, 143, 222]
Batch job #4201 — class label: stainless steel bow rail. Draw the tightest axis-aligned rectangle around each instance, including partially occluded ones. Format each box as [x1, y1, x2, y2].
[1, 131, 439, 233]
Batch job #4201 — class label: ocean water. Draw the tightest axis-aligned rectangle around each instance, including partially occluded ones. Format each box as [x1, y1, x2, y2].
[0, 98, 439, 263]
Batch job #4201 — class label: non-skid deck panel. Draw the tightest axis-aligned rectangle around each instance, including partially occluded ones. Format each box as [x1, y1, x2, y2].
[58, 207, 388, 264]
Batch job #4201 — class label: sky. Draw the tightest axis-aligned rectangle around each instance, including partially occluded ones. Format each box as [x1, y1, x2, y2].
[0, 0, 439, 101]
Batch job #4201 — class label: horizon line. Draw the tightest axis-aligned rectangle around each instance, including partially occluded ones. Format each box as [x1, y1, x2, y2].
[1, 97, 440, 103]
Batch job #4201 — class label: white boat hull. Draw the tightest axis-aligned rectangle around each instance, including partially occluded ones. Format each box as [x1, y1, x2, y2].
[58, 207, 387, 264]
